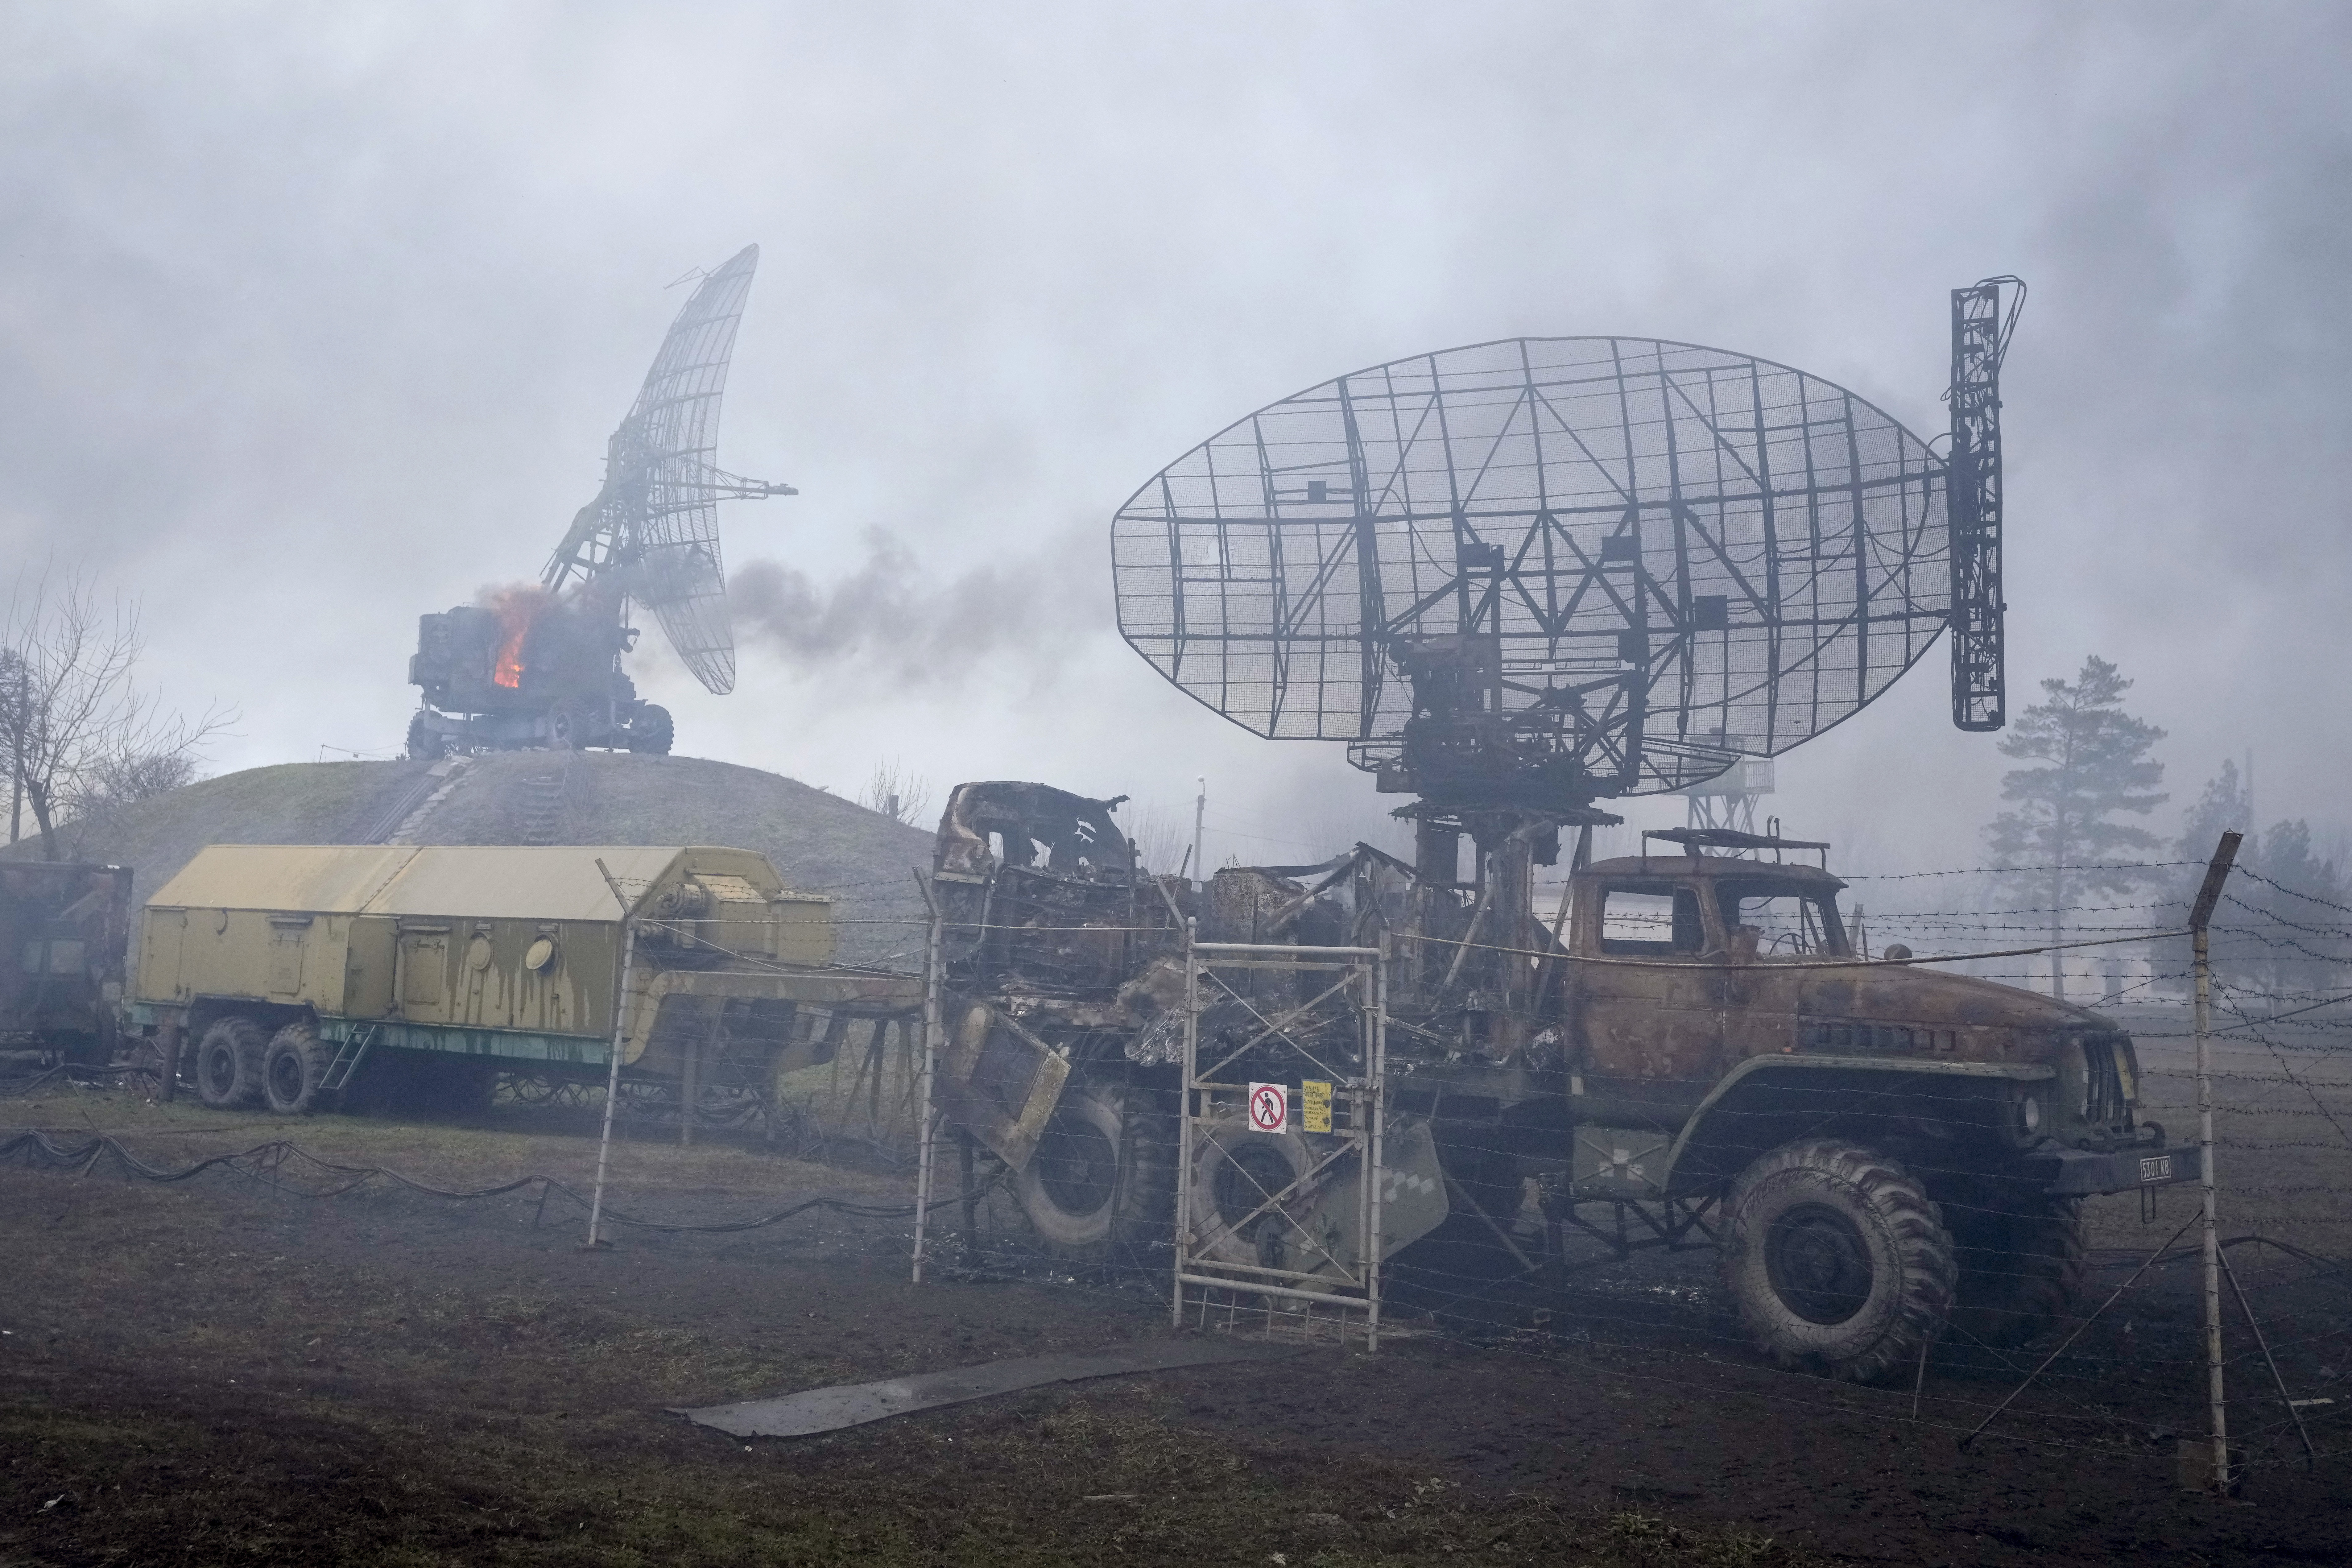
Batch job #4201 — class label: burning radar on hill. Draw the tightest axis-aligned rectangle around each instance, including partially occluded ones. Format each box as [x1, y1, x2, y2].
[404, 245, 794, 759]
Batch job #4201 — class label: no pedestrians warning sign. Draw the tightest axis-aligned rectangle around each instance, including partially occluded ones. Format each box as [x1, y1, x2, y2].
[1246, 1082, 1288, 1134]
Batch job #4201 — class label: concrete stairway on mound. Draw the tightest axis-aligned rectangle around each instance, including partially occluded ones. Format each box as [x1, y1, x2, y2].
[370, 756, 475, 846]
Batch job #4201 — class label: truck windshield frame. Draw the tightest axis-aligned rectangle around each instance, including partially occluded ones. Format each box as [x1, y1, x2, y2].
[1714, 879, 1850, 958]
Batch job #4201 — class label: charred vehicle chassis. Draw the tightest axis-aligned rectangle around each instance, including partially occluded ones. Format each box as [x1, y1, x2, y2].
[928, 780, 2196, 1382]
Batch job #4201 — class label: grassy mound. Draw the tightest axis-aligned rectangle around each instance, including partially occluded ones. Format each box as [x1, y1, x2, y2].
[5, 752, 935, 969]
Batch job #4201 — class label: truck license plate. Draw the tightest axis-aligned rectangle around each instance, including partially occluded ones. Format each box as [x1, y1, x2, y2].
[2139, 1154, 2172, 1183]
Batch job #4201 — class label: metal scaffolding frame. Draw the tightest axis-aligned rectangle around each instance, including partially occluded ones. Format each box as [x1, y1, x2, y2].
[1172, 936, 1389, 1351]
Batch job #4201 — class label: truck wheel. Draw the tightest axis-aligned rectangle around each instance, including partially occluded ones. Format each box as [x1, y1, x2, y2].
[629, 705, 674, 755]
[260, 1024, 332, 1115]
[1948, 1197, 2089, 1347]
[406, 711, 445, 761]
[1009, 1077, 1174, 1264]
[1718, 1139, 1956, 1384]
[192, 1018, 268, 1110]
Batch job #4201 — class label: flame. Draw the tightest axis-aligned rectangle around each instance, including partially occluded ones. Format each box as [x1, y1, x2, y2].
[487, 588, 542, 689]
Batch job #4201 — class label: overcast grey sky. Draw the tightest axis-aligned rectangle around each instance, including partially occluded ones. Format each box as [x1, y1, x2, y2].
[3, 2, 2346, 874]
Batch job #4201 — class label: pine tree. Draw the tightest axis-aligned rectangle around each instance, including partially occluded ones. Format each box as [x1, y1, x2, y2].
[1984, 656, 2167, 1001]
[2164, 766, 2352, 999]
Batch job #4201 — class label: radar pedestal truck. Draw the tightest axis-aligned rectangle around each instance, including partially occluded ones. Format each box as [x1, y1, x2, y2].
[929, 789, 2194, 1383]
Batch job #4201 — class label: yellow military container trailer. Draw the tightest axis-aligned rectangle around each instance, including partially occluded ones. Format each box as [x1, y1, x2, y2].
[129, 844, 922, 1116]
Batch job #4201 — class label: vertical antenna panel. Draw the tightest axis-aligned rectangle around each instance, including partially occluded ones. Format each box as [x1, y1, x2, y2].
[1948, 277, 2023, 733]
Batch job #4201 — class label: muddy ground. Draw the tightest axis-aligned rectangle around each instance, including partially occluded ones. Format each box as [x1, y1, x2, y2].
[1, 1080, 2346, 1568]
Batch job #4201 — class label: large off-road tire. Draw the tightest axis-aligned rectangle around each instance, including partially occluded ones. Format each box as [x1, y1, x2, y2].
[406, 711, 446, 761]
[1718, 1139, 1956, 1384]
[629, 704, 674, 755]
[192, 1017, 268, 1110]
[1946, 1195, 2089, 1347]
[260, 1023, 333, 1115]
[1009, 1077, 1175, 1265]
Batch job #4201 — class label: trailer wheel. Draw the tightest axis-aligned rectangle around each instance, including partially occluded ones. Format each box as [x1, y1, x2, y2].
[1947, 1196, 2089, 1347]
[260, 1023, 332, 1115]
[1009, 1076, 1174, 1264]
[193, 1018, 268, 1110]
[1718, 1139, 1955, 1384]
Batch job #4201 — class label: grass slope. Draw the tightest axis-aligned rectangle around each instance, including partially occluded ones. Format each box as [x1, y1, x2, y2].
[5, 752, 934, 969]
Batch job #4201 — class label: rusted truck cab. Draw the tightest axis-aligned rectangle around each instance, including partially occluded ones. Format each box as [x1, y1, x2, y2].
[1555, 847, 2189, 1381]
[1560, 850, 2176, 1197]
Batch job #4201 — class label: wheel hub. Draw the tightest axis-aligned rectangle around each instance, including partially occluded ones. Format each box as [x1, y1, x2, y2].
[1765, 1202, 1875, 1324]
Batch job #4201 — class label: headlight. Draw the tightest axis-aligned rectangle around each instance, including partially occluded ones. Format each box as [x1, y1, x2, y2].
[2021, 1095, 2042, 1134]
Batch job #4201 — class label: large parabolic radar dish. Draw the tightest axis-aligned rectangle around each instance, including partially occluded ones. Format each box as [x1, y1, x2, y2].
[1114, 292, 2020, 817]
[545, 243, 787, 696]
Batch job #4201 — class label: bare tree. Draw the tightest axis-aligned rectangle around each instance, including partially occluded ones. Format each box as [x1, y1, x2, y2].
[0, 569, 235, 859]
[857, 759, 934, 828]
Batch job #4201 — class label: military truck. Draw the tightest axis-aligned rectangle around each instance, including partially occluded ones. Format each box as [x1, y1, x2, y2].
[129, 844, 920, 1116]
[407, 599, 675, 759]
[0, 860, 133, 1064]
[928, 784, 2195, 1383]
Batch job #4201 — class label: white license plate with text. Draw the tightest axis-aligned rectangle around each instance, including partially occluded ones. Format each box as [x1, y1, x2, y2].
[2139, 1154, 2173, 1183]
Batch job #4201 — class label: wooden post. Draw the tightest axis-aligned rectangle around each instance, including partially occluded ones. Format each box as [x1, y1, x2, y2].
[2189, 829, 2242, 1493]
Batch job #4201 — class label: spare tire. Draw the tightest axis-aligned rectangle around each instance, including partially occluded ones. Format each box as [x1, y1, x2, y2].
[1008, 1076, 1174, 1265]
[1718, 1138, 1955, 1384]
[193, 1017, 268, 1110]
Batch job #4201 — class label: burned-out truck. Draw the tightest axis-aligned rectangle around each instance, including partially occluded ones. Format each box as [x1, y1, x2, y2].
[130, 844, 920, 1116]
[0, 860, 133, 1062]
[929, 782, 2196, 1383]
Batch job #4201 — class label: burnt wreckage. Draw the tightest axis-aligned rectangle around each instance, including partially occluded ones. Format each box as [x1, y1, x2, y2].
[929, 283, 2202, 1382]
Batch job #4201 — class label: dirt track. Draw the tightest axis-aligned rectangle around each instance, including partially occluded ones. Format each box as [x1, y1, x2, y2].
[1, 1087, 2346, 1567]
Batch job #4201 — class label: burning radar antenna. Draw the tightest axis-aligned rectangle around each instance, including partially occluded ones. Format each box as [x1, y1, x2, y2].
[406, 245, 794, 759]
[1111, 280, 2022, 883]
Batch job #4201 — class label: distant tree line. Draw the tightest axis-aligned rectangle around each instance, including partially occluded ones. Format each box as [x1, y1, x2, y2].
[1980, 653, 2345, 1002]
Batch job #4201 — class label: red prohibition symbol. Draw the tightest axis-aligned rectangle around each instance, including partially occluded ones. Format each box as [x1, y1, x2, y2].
[1247, 1082, 1288, 1133]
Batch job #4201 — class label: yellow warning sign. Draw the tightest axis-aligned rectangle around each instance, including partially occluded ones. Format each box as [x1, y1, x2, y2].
[1301, 1079, 1333, 1133]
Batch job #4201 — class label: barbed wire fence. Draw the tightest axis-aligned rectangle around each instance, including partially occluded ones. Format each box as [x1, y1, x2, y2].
[2, 850, 2344, 1491]
[876, 846, 2350, 1491]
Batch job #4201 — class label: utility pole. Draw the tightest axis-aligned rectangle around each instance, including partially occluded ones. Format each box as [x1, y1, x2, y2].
[1193, 776, 1206, 887]
[2189, 829, 2243, 1493]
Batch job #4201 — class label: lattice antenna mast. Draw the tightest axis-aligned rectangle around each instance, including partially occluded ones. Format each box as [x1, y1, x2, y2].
[543, 244, 795, 696]
[1948, 275, 2025, 732]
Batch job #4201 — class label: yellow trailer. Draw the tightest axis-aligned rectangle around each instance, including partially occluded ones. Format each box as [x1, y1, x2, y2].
[129, 844, 921, 1115]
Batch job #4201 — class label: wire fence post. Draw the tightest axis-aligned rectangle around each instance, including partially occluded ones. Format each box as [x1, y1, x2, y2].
[2189, 828, 2243, 1492]
[911, 871, 943, 1284]
[1172, 913, 1197, 1331]
[585, 859, 637, 1251]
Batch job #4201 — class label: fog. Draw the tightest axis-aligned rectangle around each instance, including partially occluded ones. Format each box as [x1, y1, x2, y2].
[3, 2, 2346, 876]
